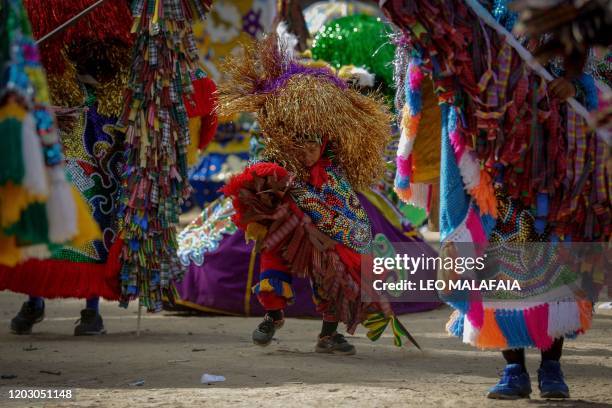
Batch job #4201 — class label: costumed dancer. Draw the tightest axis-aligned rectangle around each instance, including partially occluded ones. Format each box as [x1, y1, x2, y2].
[490, 4, 607, 398]
[5, 0, 136, 335]
[219, 33, 421, 354]
[0, 0, 101, 333]
[6, 0, 216, 332]
[382, 0, 610, 400]
[175, 118, 439, 317]
[173, 16, 438, 318]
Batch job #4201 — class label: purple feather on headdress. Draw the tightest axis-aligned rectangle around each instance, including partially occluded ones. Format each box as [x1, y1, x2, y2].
[253, 32, 347, 94]
[256, 62, 348, 93]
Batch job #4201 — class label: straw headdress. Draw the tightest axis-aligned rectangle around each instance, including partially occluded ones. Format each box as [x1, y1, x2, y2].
[217, 33, 392, 189]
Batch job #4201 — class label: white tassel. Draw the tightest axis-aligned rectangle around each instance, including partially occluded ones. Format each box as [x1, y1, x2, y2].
[21, 113, 48, 197]
[457, 152, 481, 190]
[462, 314, 479, 346]
[46, 166, 78, 243]
[547, 300, 581, 339]
[563, 300, 581, 335]
[409, 182, 430, 209]
[397, 128, 416, 157]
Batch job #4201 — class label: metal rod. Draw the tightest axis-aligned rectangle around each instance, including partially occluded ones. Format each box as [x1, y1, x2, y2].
[35, 0, 110, 45]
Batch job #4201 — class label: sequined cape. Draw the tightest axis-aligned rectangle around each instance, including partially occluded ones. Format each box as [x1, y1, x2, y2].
[290, 164, 372, 254]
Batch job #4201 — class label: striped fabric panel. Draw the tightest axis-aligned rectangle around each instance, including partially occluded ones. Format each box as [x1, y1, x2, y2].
[496, 43, 513, 105]
[164, 0, 184, 20]
[132, 0, 145, 15]
[566, 108, 577, 192]
[572, 115, 587, 211]
[594, 137, 608, 203]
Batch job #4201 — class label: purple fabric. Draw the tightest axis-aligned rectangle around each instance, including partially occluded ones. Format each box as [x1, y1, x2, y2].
[175, 193, 441, 316]
[256, 62, 347, 94]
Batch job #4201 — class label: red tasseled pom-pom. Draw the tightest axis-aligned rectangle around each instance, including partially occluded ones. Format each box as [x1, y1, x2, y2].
[221, 163, 289, 228]
[221, 162, 288, 198]
[183, 77, 219, 150]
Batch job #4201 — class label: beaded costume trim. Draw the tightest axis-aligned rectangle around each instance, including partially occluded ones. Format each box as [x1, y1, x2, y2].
[291, 165, 372, 254]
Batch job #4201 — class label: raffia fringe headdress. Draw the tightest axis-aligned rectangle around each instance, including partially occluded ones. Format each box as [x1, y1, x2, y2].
[217, 33, 392, 189]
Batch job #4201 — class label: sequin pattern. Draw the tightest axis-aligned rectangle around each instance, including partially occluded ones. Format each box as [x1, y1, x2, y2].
[54, 104, 123, 262]
[177, 197, 237, 266]
[291, 164, 372, 254]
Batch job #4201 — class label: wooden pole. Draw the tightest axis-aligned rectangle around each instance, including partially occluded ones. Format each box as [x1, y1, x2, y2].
[136, 302, 142, 337]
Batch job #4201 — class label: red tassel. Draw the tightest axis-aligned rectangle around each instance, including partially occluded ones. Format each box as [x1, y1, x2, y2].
[260, 249, 290, 272]
[184, 77, 217, 117]
[199, 113, 218, 150]
[182, 77, 218, 150]
[335, 244, 362, 273]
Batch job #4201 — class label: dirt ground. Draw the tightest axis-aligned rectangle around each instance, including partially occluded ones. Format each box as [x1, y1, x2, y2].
[0, 291, 611, 408]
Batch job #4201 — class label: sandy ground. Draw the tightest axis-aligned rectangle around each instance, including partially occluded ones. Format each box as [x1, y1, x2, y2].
[0, 291, 611, 408]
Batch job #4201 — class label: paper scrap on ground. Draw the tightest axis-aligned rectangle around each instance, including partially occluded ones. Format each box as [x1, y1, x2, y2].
[201, 374, 225, 384]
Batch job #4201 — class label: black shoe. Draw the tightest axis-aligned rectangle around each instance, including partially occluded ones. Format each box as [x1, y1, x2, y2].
[74, 308, 106, 336]
[10, 301, 45, 335]
[315, 332, 356, 355]
[252, 314, 283, 346]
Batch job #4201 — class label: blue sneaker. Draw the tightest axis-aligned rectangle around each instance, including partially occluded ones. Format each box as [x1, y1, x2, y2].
[538, 360, 570, 398]
[487, 364, 532, 399]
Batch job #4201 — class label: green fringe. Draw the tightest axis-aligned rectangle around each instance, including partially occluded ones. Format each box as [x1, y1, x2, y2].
[363, 312, 422, 349]
[4, 202, 49, 245]
[391, 316, 421, 349]
[0, 117, 25, 185]
[364, 312, 390, 342]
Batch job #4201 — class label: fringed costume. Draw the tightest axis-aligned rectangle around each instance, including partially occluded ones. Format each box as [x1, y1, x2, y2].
[173, 14, 439, 318]
[116, 0, 214, 311]
[174, 119, 438, 318]
[0, 0, 137, 300]
[0, 0, 100, 273]
[383, 0, 609, 352]
[382, 0, 610, 398]
[217, 33, 421, 348]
